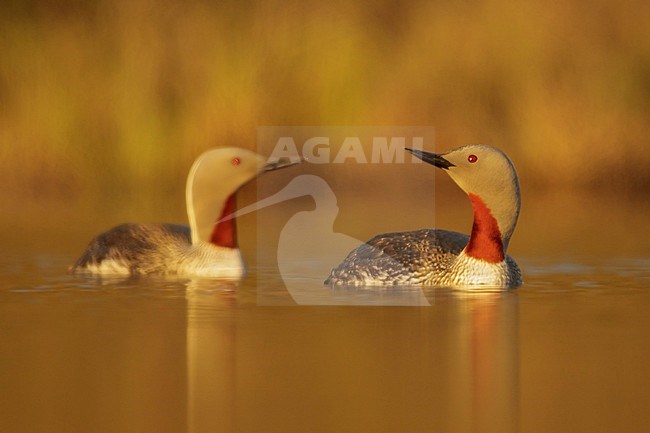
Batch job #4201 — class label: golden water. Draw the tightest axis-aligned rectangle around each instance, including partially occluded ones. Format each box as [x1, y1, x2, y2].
[0, 195, 648, 433]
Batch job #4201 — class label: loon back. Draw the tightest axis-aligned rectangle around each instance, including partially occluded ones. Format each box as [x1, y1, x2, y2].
[71, 223, 191, 275]
[70, 223, 244, 278]
[326, 229, 467, 286]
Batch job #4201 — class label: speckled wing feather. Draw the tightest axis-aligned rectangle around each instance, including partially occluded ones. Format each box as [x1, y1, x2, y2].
[325, 229, 470, 286]
[71, 223, 191, 274]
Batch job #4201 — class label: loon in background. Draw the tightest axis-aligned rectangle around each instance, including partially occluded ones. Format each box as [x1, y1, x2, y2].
[71, 147, 299, 278]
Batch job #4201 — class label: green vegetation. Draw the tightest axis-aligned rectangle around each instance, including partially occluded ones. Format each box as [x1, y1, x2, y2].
[1, 0, 649, 206]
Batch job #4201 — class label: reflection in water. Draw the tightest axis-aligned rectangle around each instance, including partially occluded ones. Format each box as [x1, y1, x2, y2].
[460, 290, 519, 433]
[258, 276, 432, 306]
[1, 245, 649, 433]
[183, 274, 519, 433]
[185, 279, 238, 433]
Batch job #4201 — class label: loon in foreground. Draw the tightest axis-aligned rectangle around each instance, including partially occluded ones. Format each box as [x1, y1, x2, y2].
[71, 148, 299, 278]
[325, 144, 522, 288]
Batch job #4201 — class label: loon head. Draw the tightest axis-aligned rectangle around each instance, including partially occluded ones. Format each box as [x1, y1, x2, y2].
[186, 147, 299, 247]
[406, 144, 521, 261]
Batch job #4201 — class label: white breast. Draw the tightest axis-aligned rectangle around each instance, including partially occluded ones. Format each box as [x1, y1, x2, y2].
[438, 251, 511, 287]
[176, 243, 245, 279]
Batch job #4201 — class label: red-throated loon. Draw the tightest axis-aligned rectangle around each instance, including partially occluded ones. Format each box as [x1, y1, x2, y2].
[71, 147, 299, 278]
[325, 145, 522, 288]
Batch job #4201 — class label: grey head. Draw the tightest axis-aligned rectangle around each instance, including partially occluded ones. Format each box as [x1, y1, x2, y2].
[407, 144, 521, 249]
[186, 147, 300, 245]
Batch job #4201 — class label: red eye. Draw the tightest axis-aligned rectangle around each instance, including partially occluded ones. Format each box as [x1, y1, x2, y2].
[468, 154, 478, 163]
[231, 157, 241, 166]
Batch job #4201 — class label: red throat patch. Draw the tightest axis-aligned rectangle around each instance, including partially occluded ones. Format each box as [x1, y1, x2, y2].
[465, 193, 504, 263]
[210, 194, 237, 249]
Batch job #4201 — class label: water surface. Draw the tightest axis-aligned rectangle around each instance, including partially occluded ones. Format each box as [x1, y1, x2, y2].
[1, 237, 648, 433]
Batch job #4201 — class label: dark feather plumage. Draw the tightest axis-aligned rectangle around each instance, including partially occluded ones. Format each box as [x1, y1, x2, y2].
[325, 229, 469, 285]
[71, 223, 191, 274]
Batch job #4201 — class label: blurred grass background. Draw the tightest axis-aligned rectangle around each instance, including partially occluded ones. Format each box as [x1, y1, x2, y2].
[0, 0, 649, 225]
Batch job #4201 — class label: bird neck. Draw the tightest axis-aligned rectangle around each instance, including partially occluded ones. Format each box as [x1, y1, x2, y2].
[187, 189, 239, 249]
[464, 193, 505, 263]
[210, 193, 238, 249]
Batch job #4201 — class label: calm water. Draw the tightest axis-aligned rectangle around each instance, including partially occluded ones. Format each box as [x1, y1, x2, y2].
[1, 247, 648, 433]
[1, 196, 649, 433]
